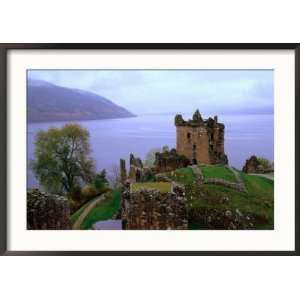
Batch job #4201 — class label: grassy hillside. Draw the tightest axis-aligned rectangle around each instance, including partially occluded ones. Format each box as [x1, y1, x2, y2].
[166, 165, 274, 230]
[240, 172, 273, 196]
[201, 165, 237, 182]
[28, 79, 135, 122]
[70, 165, 274, 230]
[170, 168, 195, 185]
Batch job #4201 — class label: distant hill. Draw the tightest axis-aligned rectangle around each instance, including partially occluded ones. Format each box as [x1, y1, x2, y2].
[27, 79, 136, 122]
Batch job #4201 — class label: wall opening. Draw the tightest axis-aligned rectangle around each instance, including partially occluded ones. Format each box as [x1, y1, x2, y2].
[192, 144, 197, 164]
[187, 132, 191, 143]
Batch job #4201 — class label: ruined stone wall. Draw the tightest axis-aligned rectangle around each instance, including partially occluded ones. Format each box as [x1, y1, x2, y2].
[27, 189, 71, 230]
[122, 183, 188, 230]
[123, 154, 154, 183]
[154, 148, 190, 173]
[242, 155, 273, 174]
[175, 110, 227, 165]
[120, 159, 127, 184]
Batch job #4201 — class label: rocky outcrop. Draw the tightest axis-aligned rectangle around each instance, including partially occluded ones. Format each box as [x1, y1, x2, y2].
[154, 148, 190, 173]
[122, 182, 188, 230]
[27, 189, 71, 230]
[242, 155, 273, 174]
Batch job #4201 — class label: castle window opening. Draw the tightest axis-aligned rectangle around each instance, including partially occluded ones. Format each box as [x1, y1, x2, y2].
[192, 144, 197, 164]
[187, 132, 191, 142]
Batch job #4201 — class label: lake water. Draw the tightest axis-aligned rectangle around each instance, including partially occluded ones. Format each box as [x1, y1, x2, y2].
[27, 114, 274, 188]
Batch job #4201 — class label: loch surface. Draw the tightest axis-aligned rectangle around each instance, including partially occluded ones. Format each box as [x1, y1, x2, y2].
[27, 114, 274, 188]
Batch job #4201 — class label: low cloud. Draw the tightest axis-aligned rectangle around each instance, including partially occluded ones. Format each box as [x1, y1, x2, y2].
[28, 70, 273, 115]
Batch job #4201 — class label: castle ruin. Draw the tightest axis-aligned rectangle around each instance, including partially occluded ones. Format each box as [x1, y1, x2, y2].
[27, 189, 71, 230]
[175, 110, 228, 165]
[121, 181, 188, 230]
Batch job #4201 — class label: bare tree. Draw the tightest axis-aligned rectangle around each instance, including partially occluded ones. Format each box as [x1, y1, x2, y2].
[108, 164, 121, 188]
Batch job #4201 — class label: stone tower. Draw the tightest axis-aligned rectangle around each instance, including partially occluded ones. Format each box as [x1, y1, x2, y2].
[175, 110, 228, 165]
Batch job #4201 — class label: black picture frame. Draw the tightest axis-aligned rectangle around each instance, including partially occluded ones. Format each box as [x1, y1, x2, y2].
[0, 43, 299, 256]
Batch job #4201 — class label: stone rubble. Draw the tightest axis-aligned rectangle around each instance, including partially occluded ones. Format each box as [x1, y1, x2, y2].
[27, 189, 71, 230]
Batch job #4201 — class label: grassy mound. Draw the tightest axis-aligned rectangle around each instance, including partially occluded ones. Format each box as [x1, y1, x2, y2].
[200, 165, 237, 182]
[191, 183, 272, 224]
[240, 172, 273, 196]
[164, 165, 274, 230]
[169, 167, 195, 185]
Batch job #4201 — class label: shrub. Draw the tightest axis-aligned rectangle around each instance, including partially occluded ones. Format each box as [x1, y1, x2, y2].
[81, 184, 98, 201]
[69, 186, 84, 214]
[70, 186, 82, 202]
[94, 169, 109, 192]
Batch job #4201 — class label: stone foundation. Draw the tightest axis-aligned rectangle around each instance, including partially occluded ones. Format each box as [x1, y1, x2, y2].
[122, 182, 188, 230]
[27, 189, 71, 230]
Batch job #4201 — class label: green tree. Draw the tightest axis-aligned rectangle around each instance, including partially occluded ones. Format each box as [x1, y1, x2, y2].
[94, 169, 109, 191]
[31, 123, 95, 195]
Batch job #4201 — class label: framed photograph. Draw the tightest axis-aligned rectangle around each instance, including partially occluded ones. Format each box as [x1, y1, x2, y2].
[0, 44, 299, 255]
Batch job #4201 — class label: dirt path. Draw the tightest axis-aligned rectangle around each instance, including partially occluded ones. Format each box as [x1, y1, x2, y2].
[226, 165, 247, 192]
[72, 194, 106, 230]
[189, 165, 204, 184]
[248, 173, 274, 181]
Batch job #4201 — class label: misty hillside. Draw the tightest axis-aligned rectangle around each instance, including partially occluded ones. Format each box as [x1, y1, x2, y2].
[27, 79, 136, 122]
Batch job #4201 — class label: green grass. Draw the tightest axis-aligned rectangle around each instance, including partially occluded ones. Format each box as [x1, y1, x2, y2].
[200, 165, 237, 182]
[184, 169, 274, 230]
[80, 190, 121, 230]
[131, 182, 172, 193]
[167, 166, 273, 228]
[240, 173, 273, 197]
[169, 167, 195, 185]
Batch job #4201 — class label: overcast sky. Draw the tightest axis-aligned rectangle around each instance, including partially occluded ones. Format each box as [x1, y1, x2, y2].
[28, 70, 273, 115]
